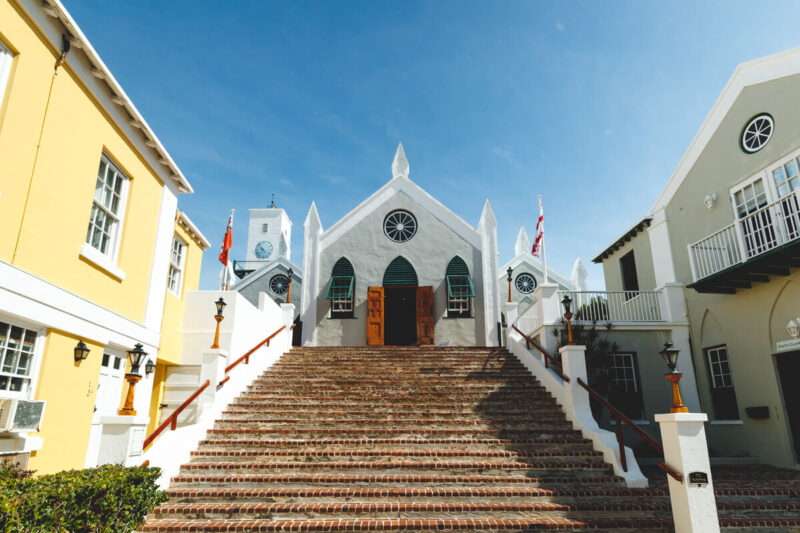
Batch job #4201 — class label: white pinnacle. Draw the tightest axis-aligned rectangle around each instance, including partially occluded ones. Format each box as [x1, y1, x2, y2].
[391, 142, 409, 180]
[514, 226, 531, 257]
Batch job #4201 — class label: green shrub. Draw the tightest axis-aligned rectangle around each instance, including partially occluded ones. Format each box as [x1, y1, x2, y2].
[0, 464, 167, 533]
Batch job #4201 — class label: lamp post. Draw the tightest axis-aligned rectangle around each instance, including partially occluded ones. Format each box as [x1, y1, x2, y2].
[660, 341, 688, 413]
[74, 340, 90, 363]
[561, 294, 575, 345]
[119, 343, 147, 416]
[210, 297, 226, 349]
[506, 267, 513, 303]
[286, 268, 294, 303]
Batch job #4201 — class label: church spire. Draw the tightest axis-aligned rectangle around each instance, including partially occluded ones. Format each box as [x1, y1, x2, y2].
[514, 226, 530, 257]
[391, 142, 409, 180]
[268, 193, 276, 208]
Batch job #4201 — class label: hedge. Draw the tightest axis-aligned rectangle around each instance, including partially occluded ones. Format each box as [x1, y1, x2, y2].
[0, 464, 167, 533]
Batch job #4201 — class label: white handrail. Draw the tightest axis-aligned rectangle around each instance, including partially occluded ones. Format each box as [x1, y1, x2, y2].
[559, 290, 664, 322]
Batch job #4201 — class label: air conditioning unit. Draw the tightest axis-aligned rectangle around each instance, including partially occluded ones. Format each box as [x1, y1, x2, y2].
[0, 399, 46, 433]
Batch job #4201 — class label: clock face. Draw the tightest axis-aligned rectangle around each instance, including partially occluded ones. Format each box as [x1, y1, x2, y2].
[254, 240, 273, 259]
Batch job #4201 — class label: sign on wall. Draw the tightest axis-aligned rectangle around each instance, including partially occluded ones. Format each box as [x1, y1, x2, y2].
[776, 338, 800, 353]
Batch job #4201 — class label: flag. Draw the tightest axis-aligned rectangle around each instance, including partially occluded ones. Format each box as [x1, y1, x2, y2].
[218, 210, 234, 290]
[532, 200, 544, 258]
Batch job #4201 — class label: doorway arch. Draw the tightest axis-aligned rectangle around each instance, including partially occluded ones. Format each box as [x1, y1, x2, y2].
[382, 257, 418, 345]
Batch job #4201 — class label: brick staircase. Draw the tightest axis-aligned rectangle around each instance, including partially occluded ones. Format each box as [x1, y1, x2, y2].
[142, 346, 800, 532]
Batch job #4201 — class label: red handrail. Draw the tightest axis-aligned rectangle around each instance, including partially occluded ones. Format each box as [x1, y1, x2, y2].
[577, 377, 682, 483]
[511, 325, 569, 382]
[142, 379, 209, 450]
[143, 324, 290, 450]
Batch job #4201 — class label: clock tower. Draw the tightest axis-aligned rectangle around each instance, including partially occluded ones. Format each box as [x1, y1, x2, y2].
[245, 199, 292, 263]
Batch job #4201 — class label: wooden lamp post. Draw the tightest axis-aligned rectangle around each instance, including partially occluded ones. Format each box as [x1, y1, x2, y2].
[506, 267, 513, 303]
[561, 294, 575, 345]
[660, 341, 689, 413]
[210, 297, 226, 349]
[119, 343, 147, 416]
[286, 268, 294, 303]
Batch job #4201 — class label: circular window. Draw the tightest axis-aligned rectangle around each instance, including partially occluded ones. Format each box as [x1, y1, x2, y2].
[383, 210, 417, 243]
[741, 114, 773, 153]
[269, 274, 289, 296]
[515, 273, 537, 294]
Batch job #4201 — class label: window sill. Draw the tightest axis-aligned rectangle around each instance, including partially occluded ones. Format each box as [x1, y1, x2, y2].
[79, 243, 126, 281]
[328, 316, 357, 320]
[710, 419, 743, 425]
[444, 315, 474, 319]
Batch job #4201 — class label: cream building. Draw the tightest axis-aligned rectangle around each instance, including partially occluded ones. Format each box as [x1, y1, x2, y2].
[595, 47, 800, 468]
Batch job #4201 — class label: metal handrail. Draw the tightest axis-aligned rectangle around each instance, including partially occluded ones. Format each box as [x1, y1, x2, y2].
[577, 377, 682, 483]
[511, 325, 569, 382]
[142, 324, 291, 450]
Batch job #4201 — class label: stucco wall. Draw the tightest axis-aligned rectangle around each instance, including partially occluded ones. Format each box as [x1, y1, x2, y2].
[312, 191, 484, 346]
[600, 231, 657, 292]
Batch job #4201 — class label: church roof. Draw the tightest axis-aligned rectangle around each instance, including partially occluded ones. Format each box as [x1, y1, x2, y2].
[233, 256, 302, 292]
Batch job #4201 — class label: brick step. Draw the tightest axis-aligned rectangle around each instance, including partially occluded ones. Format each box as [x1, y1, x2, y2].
[203, 427, 580, 439]
[212, 419, 572, 430]
[189, 449, 603, 461]
[167, 473, 626, 489]
[255, 371, 531, 378]
[150, 500, 672, 520]
[139, 516, 675, 532]
[219, 408, 566, 418]
[227, 400, 560, 409]
[178, 460, 610, 476]
[246, 383, 544, 392]
[196, 438, 593, 451]
[164, 486, 659, 504]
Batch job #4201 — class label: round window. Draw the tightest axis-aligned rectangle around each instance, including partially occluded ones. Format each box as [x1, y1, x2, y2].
[269, 274, 289, 296]
[515, 273, 537, 294]
[741, 114, 773, 153]
[383, 210, 417, 243]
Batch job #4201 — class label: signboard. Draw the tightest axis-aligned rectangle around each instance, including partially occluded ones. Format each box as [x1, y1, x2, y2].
[688, 471, 709, 486]
[776, 338, 800, 353]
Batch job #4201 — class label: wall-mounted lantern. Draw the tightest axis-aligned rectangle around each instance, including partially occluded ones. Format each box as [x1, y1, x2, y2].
[787, 318, 800, 339]
[74, 340, 90, 363]
[145, 359, 156, 376]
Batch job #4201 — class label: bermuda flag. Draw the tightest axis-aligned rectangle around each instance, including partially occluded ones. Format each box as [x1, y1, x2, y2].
[219, 211, 233, 266]
[532, 198, 544, 258]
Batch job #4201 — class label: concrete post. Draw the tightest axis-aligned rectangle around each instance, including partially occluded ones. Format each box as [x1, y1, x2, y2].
[534, 283, 561, 353]
[655, 412, 719, 533]
[504, 301, 519, 348]
[658, 283, 702, 412]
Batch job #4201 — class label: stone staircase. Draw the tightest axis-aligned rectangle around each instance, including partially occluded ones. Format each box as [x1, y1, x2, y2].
[142, 346, 800, 532]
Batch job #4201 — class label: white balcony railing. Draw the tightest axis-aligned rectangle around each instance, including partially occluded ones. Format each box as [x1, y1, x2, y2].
[559, 290, 664, 323]
[688, 190, 800, 281]
[515, 302, 541, 335]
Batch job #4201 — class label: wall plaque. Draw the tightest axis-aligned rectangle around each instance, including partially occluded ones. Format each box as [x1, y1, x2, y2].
[688, 471, 709, 486]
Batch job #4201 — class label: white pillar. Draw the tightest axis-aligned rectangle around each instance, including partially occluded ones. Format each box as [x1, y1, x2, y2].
[655, 412, 719, 533]
[534, 283, 561, 354]
[504, 301, 519, 348]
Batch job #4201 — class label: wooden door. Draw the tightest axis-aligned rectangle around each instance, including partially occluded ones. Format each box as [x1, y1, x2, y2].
[416, 285, 435, 345]
[366, 286, 384, 345]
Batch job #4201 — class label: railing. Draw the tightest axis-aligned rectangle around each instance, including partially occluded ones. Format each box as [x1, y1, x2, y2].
[689, 190, 800, 281]
[559, 290, 663, 322]
[142, 324, 290, 451]
[515, 303, 541, 335]
[511, 325, 569, 382]
[577, 377, 682, 482]
[508, 325, 682, 483]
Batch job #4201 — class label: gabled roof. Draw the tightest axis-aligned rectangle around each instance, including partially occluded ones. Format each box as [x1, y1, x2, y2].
[592, 217, 652, 263]
[320, 144, 481, 249]
[651, 46, 800, 213]
[499, 254, 574, 290]
[233, 257, 302, 292]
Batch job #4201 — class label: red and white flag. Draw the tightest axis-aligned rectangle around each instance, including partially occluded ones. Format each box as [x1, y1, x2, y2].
[218, 209, 235, 290]
[532, 199, 544, 257]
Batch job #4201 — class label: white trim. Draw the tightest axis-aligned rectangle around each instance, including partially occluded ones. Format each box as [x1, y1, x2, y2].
[79, 243, 126, 281]
[176, 211, 211, 249]
[143, 187, 177, 330]
[167, 234, 187, 297]
[0, 260, 158, 349]
[651, 47, 800, 213]
[0, 39, 13, 109]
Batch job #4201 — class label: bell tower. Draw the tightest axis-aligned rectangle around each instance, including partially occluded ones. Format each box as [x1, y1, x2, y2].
[246, 195, 292, 262]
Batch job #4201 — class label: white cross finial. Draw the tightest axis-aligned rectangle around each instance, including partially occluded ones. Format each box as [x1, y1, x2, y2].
[392, 142, 409, 179]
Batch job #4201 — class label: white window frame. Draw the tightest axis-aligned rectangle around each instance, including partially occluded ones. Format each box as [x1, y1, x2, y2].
[0, 317, 46, 401]
[705, 345, 734, 389]
[167, 235, 187, 297]
[0, 40, 13, 110]
[84, 154, 130, 265]
[609, 352, 639, 393]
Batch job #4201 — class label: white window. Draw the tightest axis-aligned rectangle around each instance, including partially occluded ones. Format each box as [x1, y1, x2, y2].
[0, 320, 38, 397]
[93, 350, 125, 418]
[86, 156, 129, 259]
[0, 40, 12, 107]
[167, 235, 187, 296]
[609, 353, 638, 392]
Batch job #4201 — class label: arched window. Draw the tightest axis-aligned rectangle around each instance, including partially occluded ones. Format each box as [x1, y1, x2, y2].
[325, 257, 354, 318]
[445, 256, 474, 318]
[383, 256, 418, 286]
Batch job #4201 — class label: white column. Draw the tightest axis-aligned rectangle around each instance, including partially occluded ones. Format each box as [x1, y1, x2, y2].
[143, 186, 179, 331]
[504, 301, 519, 347]
[534, 283, 561, 354]
[647, 208, 678, 287]
[478, 200, 500, 347]
[301, 203, 322, 346]
[655, 413, 719, 533]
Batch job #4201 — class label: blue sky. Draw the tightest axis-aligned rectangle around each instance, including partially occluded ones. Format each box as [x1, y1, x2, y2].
[67, 0, 800, 290]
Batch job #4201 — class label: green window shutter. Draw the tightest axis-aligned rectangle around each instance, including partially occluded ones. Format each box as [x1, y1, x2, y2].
[326, 258, 355, 299]
[332, 257, 354, 277]
[383, 256, 418, 286]
[446, 257, 474, 297]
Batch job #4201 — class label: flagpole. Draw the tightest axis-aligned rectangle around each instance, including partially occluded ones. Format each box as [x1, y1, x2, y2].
[538, 195, 548, 284]
[225, 209, 234, 290]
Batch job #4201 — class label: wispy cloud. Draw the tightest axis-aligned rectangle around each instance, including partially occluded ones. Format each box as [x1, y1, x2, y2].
[492, 146, 518, 166]
[555, 22, 565, 32]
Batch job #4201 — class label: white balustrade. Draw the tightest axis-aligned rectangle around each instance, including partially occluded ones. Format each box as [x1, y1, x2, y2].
[559, 290, 664, 323]
[689, 190, 800, 281]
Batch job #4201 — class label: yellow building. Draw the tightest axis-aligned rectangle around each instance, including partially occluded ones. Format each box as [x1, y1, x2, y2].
[0, 0, 208, 474]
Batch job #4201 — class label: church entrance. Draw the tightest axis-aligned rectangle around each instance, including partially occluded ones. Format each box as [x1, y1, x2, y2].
[366, 257, 435, 346]
[385, 286, 416, 345]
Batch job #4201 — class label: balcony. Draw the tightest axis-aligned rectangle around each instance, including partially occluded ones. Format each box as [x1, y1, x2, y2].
[688, 190, 800, 293]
